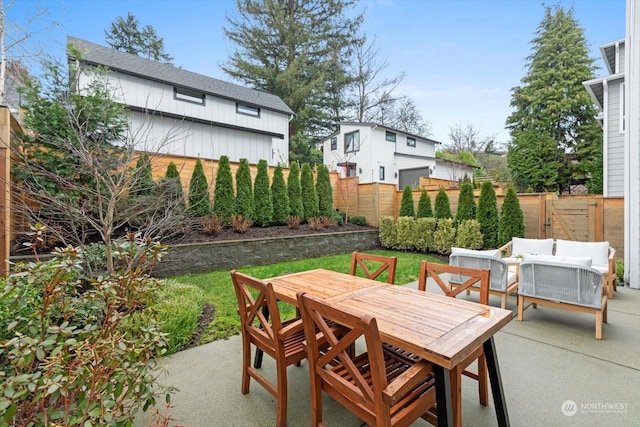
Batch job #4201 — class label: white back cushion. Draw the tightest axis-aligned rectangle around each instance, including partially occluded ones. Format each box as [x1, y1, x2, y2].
[523, 254, 592, 267]
[511, 237, 554, 257]
[554, 240, 609, 267]
[451, 247, 500, 258]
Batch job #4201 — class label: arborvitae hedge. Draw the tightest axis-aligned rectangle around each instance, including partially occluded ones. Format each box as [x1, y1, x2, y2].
[399, 186, 415, 218]
[131, 153, 155, 196]
[253, 159, 273, 227]
[477, 181, 500, 248]
[434, 187, 452, 219]
[164, 161, 184, 208]
[212, 155, 235, 226]
[271, 165, 289, 225]
[417, 190, 433, 218]
[498, 186, 525, 246]
[300, 163, 319, 220]
[187, 158, 211, 216]
[316, 164, 334, 217]
[455, 182, 476, 226]
[235, 158, 255, 221]
[287, 162, 304, 219]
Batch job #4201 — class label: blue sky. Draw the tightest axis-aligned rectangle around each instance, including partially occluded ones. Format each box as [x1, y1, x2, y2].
[8, 0, 627, 145]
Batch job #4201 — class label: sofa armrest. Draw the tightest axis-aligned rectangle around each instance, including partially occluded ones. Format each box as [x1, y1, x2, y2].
[498, 241, 512, 257]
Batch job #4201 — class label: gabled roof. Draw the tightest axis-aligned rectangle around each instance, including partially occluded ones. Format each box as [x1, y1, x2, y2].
[583, 73, 624, 110]
[67, 36, 294, 116]
[600, 39, 625, 75]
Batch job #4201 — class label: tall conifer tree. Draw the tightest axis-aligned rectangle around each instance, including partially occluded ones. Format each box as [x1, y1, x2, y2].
[253, 159, 273, 227]
[271, 165, 289, 225]
[212, 155, 235, 225]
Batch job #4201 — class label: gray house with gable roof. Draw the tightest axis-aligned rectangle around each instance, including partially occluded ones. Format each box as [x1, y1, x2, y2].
[67, 36, 294, 166]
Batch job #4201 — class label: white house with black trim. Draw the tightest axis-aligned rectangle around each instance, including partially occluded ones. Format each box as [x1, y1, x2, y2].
[67, 36, 294, 166]
[320, 122, 472, 188]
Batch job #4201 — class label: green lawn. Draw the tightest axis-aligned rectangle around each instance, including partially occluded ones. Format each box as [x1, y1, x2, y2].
[171, 249, 444, 345]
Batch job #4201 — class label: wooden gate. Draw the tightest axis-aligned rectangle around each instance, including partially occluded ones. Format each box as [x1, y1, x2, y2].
[545, 197, 597, 241]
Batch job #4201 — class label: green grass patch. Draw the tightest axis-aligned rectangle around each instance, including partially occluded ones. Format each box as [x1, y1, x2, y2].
[171, 250, 443, 346]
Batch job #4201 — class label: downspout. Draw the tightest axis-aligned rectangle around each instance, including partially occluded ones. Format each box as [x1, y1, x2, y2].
[603, 79, 609, 196]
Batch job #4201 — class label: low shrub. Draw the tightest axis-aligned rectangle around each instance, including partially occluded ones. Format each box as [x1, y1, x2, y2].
[378, 216, 397, 249]
[349, 216, 367, 226]
[616, 259, 624, 285]
[396, 216, 417, 251]
[308, 216, 325, 231]
[232, 214, 253, 233]
[286, 215, 301, 229]
[202, 215, 224, 235]
[415, 217, 437, 252]
[432, 218, 456, 254]
[321, 215, 337, 228]
[455, 219, 483, 249]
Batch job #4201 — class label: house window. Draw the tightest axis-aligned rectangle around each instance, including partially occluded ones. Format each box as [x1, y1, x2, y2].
[379, 166, 385, 181]
[331, 137, 337, 150]
[620, 83, 626, 133]
[344, 130, 360, 153]
[236, 103, 261, 117]
[338, 162, 357, 177]
[174, 87, 205, 105]
[385, 131, 396, 142]
[407, 137, 416, 147]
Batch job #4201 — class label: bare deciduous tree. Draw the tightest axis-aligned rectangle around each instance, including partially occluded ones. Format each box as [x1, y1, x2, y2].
[446, 122, 500, 154]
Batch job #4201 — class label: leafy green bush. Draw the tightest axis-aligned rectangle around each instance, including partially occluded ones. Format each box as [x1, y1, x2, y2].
[253, 159, 273, 227]
[396, 216, 416, 251]
[188, 158, 211, 216]
[271, 165, 289, 225]
[415, 217, 437, 252]
[235, 158, 255, 221]
[434, 187, 452, 219]
[455, 219, 483, 249]
[0, 240, 172, 426]
[498, 186, 525, 246]
[417, 190, 433, 218]
[399, 186, 415, 218]
[616, 259, 624, 285]
[378, 216, 397, 249]
[477, 181, 499, 248]
[212, 155, 235, 226]
[432, 218, 456, 254]
[348, 215, 367, 226]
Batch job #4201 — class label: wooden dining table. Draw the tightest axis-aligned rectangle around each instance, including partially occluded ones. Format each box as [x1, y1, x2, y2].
[263, 269, 513, 427]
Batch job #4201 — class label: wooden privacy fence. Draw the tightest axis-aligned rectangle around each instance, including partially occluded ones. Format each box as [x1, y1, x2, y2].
[331, 179, 624, 256]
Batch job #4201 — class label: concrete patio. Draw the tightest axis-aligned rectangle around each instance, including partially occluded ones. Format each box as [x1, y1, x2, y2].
[135, 282, 640, 427]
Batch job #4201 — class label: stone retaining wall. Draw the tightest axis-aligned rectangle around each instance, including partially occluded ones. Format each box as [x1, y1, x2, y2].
[153, 230, 380, 277]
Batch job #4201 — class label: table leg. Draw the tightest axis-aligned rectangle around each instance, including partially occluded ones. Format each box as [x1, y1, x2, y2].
[253, 305, 269, 368]
[434, 365, 453, 427]
[483, 337, 510, 427]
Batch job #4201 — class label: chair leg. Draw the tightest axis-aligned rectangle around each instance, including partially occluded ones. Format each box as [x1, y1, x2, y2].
[276, 360, 288, 427]
[477, 354, 488, 406]
[241, 338, 251, 394]
[517, 296, 524, 321]
[596, 311, 603, 340]
[501, 294, 507, 309]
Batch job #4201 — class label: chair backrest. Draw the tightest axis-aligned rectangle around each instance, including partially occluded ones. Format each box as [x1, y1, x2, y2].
[449, 253, 510, 292]
[418, 261, 490, 304]
[296, 290, 388, 412]
[350, 251, 397, 284]
[231, 270, 282, 346]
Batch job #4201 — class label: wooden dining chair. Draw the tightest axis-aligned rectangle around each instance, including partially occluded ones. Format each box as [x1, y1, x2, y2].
[296, 290, 437, 427]
[350, 251, 398, 284]
[230, 270, 309, 427]
[419, 261, 491, 427]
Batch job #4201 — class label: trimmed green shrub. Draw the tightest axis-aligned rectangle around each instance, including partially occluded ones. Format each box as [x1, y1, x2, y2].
[212, 155, 235, 226]
[188, 158, 211, 216]
[348, 215, 367, 226]
[379, 216, 397, 249]
[253, 159, 273, 227]
[455, 219, 483, 249]
[301, 163, 319, 220]
[235, 158, 255, 221]
[417, 190, 433, 218]
[616, 259, 624, 285]
[396, 216, 416, 251]
[432, 218, 456, 254]
[316, 164, 334, 217]
[477, 181, 499, 248]
[271, 165, 289, 225]
[498, 186, 525, 247]
[415, 217, 437, 252]
[164, 161, 184, 208]
[287, 161, 304, 219]
[455, 183, 476, 226]
[399, 185, 415, 218]
[434, 187, 452, 219]
[130, 153, 155, 196]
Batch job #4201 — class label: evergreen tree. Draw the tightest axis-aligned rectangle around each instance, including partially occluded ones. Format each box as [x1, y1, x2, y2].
[316, 164, 334, 217]
[416, 190, 433, 218]
[187, 158, 211, 216]
[105, 13, 174, 63]
[253, 159, 273, 227]
[235, 158, 255, 220]
[399, 186, 415, 218]
[506, 5, 601, 193]
[271, 165, 289, 225]
[287, 161, 304, 219]
[455, 182, 476, 226]
[498, 186, 525, 247]
[300, 163, 319, 220]
[130, 153, 155, 196]
[476, 181, 499, 248]
[164, 161, 184, 208]
[212, 155, 235, 225]
[434, 187, 452, 219]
